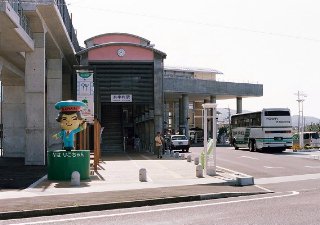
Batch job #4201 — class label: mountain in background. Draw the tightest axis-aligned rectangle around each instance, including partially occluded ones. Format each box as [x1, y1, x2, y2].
[217, 108, 320, 127]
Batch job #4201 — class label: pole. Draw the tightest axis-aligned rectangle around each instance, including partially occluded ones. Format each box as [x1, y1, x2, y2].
[203, 108, 207, 173]
[212, 107, 217, 174]
[301, 100, 304, 147]
[295, 91, 307, 149]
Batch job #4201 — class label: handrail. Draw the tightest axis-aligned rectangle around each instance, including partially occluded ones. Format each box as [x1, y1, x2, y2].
[55, 0, 80, 51]
[6, 0, 32, 37]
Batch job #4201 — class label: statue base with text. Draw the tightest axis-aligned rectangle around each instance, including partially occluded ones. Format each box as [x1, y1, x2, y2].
[47, 150, 90, 180]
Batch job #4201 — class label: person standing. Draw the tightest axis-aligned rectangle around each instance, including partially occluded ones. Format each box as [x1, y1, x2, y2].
[155, 132, 164, 158]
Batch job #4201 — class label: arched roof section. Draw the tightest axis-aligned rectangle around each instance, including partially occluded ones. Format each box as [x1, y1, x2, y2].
[77, 42, 166, 61]
[84, 33, 151, 48]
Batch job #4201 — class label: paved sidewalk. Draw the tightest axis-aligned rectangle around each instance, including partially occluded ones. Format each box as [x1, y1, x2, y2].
[0, 151, 270, 220]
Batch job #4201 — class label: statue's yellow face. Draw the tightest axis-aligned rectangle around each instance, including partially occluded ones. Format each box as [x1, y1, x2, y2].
[60, 113, 82, 131]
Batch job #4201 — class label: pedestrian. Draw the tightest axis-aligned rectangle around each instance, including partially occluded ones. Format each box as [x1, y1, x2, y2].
[134, 134, 141, 152]
[155, 131, 164, 158]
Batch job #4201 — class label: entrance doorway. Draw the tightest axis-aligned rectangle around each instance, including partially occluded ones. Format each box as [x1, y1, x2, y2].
[100, 104, 135, 153]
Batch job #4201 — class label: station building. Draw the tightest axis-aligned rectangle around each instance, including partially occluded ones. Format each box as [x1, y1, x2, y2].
[0, 1, 263, 165]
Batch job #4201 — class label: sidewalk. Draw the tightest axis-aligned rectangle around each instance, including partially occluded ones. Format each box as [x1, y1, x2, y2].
[0, 151, 269, 220]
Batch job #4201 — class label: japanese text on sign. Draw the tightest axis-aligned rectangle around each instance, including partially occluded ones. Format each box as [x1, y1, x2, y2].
[111, 94, 132, 102]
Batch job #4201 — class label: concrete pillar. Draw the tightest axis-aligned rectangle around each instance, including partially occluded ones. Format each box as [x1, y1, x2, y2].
[236, 97, 242, 114]
[182, 94, 189, 138]
[209, 96, 216, 138]
[62, 71, 72, 100]
[149, 120, 155, 151]
[179, 98, 183, 134]
[174, 101, 179, 134]
[25, 33, 46, 165]
[153, 56, 163, 142]
[203, 99, 209, 137]
[47, 58, 63, 151]
[2, 85, 25, 157]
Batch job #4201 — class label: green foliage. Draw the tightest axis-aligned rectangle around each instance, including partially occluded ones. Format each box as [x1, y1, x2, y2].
[305, 123, 320, 132]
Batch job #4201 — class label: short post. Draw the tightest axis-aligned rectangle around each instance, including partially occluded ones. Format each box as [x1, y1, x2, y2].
[187, 155, 192, 162]
[181, 153, 185, 160]
[170, 151, 175, 157]
[174, 152, 179, 158]
[139, 168, 147, 182]
[196, 164, 203, 178]
[71, 171, 80, 186]
[194, 156, 199, 165]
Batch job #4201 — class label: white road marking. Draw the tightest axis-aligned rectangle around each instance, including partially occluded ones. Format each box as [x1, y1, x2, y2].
[305, 166, 320, 168]
[240, 156, 259, 160]
[255, 173, 320, 184]
[9, 191, 299, 225]
[27, 175, 47, 189]
[264, 166, 284, 169]
[254, 185, 273, 193]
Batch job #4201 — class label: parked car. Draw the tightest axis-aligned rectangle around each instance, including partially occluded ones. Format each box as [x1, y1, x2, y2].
[168, 135, 190, 152]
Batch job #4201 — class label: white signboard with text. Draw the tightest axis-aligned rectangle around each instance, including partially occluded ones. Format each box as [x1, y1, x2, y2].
[111, 94, 132, 102]
[77, 71, 94, 123]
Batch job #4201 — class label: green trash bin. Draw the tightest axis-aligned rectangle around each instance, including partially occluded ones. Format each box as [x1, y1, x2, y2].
[47, 150, 90, 181]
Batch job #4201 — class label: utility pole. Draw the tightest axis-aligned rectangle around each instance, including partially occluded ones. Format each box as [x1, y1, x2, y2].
[294, 91, 307, 148]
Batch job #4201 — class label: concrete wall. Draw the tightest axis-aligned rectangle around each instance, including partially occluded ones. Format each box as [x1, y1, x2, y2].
[2, 85, 25, 157]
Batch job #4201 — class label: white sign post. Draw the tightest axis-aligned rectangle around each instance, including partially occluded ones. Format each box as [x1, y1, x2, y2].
[202, 103, 217, 176]
[77, 71, 94, 123]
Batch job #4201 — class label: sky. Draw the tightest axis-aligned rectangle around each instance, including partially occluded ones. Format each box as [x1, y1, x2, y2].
[67, 0, 320, 119]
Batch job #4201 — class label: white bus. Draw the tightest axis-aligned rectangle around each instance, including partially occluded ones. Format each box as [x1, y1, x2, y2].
[231, 108, 292, 152]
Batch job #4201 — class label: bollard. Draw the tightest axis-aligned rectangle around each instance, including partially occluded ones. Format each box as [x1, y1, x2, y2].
[196, 164, 203, 178]
[174, 152, 179, 158]
[71, 171, 80, 186]
[187, 155, 192, 162]
[170, 151, 175, 157]
[181, 153, 185, 160]
[165, 150, 170, 155]
[194, 156, 199, 165]
[139, 168, 147, 182]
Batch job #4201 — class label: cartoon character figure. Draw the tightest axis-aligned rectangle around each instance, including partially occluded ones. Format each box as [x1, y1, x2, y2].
[52, 100, 87, 151]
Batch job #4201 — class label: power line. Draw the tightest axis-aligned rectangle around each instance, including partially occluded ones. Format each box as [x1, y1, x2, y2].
[67, 5, 320, 43]
[5, 1, 320, 43]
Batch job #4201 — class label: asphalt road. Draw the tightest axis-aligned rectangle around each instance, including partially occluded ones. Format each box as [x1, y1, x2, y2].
[3, 186, 319, 225]
[2, 147, 320, 225]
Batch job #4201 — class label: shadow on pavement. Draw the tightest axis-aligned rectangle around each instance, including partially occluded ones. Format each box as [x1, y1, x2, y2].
[0, 157, 47, 190]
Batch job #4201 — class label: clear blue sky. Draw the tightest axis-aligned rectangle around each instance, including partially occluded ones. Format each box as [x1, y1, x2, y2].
[67, 0, 320, 119]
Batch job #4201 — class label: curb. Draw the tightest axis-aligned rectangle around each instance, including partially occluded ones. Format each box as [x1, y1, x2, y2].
[0, 191, 270, 220]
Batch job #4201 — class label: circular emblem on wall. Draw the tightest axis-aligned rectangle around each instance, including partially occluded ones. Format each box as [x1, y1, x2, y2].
[117, 48, 126, 57]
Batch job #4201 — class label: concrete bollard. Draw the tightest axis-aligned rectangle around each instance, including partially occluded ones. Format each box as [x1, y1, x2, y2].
[196, 164, 203, 178]
[165, 150, 170, 155]
[170, 151, 175, 157]
[194, 157, 199, 165]
[71, 171, 80, 186]
[181, 153, 185, 160]
[187, 155, 192, 162]
[174, 152, 179, 158]
[139, 168, 147, 182]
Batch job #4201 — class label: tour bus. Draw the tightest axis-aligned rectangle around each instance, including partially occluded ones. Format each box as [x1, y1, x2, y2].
[231, 108, 292, 152]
